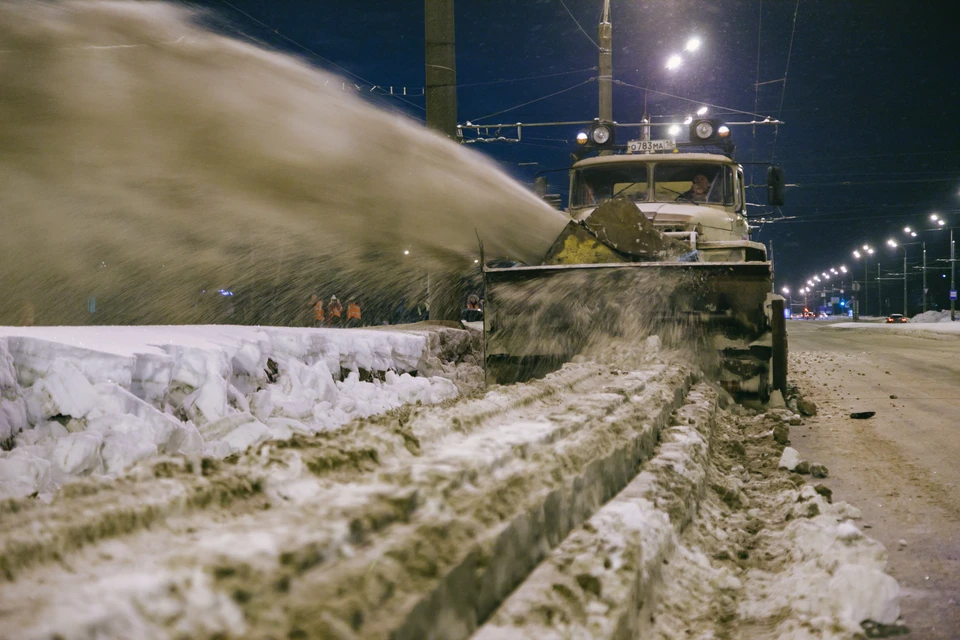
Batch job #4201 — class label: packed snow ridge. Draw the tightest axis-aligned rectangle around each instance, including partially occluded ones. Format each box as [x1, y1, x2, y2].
[909, 309, 956, 323]
[0, 325, 479, 500]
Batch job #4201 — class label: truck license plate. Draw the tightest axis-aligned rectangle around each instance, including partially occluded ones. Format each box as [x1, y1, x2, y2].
[628, 139, 676, 153]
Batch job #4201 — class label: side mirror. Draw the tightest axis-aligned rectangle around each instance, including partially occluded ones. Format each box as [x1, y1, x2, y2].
[534, 175, 548, 198]
[767, 165, 786, 206]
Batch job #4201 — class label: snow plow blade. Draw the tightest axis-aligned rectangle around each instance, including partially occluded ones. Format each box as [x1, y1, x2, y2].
[483, 261, 777, 393]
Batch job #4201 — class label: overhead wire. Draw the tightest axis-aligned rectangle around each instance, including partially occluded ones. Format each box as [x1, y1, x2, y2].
[556, 0, 601, 50]
[469, 77, 596, 122]
[791, 177, 960, 187]
[456, 67, 597, 88]
[770, 0, 800, 160]
[613, 80, 771, 119]
[217, 0, 425, 112]
[751, 0, 763, 168]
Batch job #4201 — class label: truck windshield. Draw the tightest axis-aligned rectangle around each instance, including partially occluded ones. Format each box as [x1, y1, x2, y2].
[653, 164, 734, 205]
[570, 164, 648, 208]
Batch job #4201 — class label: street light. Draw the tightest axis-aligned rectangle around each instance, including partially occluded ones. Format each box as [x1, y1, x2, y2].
[696, 106, 708, 116]
[853, 246, 874, 320]
[932, 214, 955, 320]
[888, 238, 908, 315]
[666, 54, 682, 70]
[685, 36, 701, 52]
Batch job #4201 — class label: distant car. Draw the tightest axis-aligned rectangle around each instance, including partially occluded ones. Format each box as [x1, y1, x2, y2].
[886, 314, 908, 323]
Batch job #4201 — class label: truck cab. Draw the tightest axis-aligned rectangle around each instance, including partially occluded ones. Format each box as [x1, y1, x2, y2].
[567, 152, 767, 263]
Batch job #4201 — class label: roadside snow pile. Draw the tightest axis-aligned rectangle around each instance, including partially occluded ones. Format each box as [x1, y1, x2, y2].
[829, 320, 960, 335]
[910, 310, 954, 323]
[0, 325, 474, 500]
[651, 403, 902, 639]
[737, 490, 900, 636]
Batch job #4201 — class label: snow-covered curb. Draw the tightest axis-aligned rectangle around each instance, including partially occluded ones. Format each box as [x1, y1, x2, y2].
[0, 325, 478, 500]
[475, 384, 718, 639]
[827, 321, 960, 338]
[475, 386, 901, 639]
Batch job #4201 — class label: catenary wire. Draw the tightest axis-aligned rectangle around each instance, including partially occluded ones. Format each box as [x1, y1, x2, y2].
[217, 0, 425, 112]
[469, 77, 596, 122]
[457, 67, 597, 88]
[613, 80, 771, 119]
[771, 0, 800, 161]
[557, 0, 601, 50]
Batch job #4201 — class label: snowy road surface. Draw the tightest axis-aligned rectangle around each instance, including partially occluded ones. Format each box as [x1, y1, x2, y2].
[0, 324, 903, 638]
[787, 320, 960, 638]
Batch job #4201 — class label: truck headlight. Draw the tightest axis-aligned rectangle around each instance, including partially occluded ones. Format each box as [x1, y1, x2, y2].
[694, 121, 714, 140]
[591, 124, 612, 145]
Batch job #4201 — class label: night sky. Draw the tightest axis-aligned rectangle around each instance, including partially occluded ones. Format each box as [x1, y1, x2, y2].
[187, 0, 960, 315]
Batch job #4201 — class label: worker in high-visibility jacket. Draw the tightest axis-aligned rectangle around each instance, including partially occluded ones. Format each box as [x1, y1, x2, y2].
[346, 299, 362, 327]
[312, 295, 325, 326]
[326, 295, 343, 327]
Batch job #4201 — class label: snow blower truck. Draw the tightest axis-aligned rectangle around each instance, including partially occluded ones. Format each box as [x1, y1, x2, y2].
[482, 118, 788, 400]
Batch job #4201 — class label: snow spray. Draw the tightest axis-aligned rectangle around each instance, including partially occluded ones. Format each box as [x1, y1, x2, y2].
[0, 1, 568, 325]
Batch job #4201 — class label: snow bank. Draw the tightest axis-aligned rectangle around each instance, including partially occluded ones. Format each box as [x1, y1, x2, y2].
[910, 309, 955, 323]
[0, 325, 468, 500]
[829, 321, 960, 335]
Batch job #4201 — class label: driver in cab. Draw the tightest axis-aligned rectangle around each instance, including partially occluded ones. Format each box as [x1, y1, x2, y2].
[680, 173, 710, 202]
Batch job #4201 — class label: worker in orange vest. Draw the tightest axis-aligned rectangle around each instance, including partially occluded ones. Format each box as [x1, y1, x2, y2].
[310, 294, 324, 326]
[346, 299, 362, 327]
[326, 295, 343, 327]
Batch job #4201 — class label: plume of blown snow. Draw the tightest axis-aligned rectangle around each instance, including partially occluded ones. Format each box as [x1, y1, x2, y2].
[0, 1, 568, 326]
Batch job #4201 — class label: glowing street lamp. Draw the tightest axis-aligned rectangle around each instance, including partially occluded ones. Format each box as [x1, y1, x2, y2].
[853, 245, 874, 319]
[685, 36, 701, 52]
[887, 238, 909, 315]
[666, 54, 682, 70]
[696, 106, 708, 115]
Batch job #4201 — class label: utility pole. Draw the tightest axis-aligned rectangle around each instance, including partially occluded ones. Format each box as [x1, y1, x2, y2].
[598, 0, 612, 122]
[425, 0, 458, 139]
[864, 259, 869, 318]
[878, 263, 882, 317]
[922, 241, 928, 312]
[425, 0, 461, 320]
[903, 250, 908, 316]
[951, 228, 956, 321]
